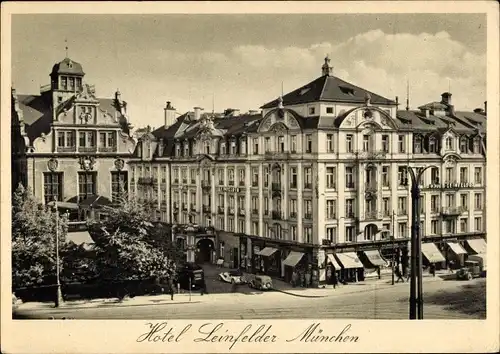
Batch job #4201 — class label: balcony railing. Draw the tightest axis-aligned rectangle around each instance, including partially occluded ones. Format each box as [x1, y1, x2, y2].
[271, 182, 281, 191]
[218, 206, 225, 214]
[346, 212, 355, 218]
[98, 146, 117, 153]
[264, 151, 291, 160]
[397, 209, 407, 216]
[346, 182, 355, 188]
[228, 208, 235, 215]
[358, 150, 388, 160]
[201, 180, 211, 189]
[173, 179, 179, 184]
[202, 205, 211, 213]
[290, 183, 297, 189]
[173, 202, 179, 210]
[326, 183, 336, 189]
[218, 180, 224, 185]
[57, 146, 76, 153]
[272, 211, 282, 220]
[304, 183, 312, 189]
[364, 210, 380, 220]
[239, 180, 245, 186]
[441, 206, 466, 216]
[182, 203, 187, 211]
[304, 213, 312, 219]
[191, 179, 196, 184]
[190, 204, 196, 211]
[78, 147, 97, 153]
[252, 181, 258, 187]
[289, 212, 297, 219]
[239, 209, 245, 216]
[138, 177, 156, 185]
[228, 180, 234, 186]
[364, 182, 377, 193]
[182, 179, 187, 184]
[252, 209, 258, 215]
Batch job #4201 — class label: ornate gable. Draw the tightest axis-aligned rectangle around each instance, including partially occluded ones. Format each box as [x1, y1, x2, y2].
[339, 107, 397, 130]
[258, 108, 301, 133]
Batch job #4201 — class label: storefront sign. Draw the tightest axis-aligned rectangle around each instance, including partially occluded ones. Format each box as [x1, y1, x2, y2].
[218, 187, 241, 193]
[427, 182, 473, 189]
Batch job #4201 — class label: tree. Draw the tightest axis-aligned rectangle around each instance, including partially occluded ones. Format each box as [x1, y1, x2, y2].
[11, 184, 67, 289]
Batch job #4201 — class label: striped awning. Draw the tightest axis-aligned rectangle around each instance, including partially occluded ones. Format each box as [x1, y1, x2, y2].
[362, 250, 388, 267]
[256, 247, 278, 257]
[447, 242, 467, 255]
[421, 243, 445, 263]
[327, 254, 341, 269]
[335, 252, 363, 269]
[466, 239, 487, 255]
[282, 251, 304, 267]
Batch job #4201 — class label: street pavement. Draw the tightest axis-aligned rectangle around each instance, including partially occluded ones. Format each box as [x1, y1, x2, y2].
[13, 263, 485, 320]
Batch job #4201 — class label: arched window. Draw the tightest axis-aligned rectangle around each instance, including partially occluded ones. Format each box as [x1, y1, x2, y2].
[460, 137, 468, 153]
[428, 137, 437, 153]
[445, 137, 453, 150]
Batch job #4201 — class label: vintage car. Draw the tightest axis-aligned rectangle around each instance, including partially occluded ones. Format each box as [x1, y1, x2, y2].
[218, 269, 246, 284]
[456, 261, 482, 281]
[248, 274, 273, 291]
[177, 263, 205, 290]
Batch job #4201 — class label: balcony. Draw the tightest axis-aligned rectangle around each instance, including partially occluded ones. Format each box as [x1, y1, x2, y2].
[304, 213, 312, 219]
[182, 179, 187, 184]
[191, 179, 196, 185]
[182, 203, 187, 211]
[346, 182, 355, 189]
[290, 183, 297, 189]
[173, 202, 179, 210]
[397, 209, 407, 216]
[218, 180, 224, 186]
[346, 212, 355, 218]
[201, 180, 211, 189]
[364, 210, 381, 220]
[304, 183, 312, 189]
[252, 181, 258, 187]
[57, 146, 76, 153]
[218, 206, 225, 214]
[161, 178, 166, 184]
[98, 146, 117, 153]
[190, 203, 196, 212]
[441, 206, 466, 216]
[364, 182, 377, 193]
[173, 179, 179, 184]
[326, 183, 336, 190]
[78, 146, 97, 153]
[271, 183, 281, 191]
[202, 205, 211, 213]
[252, 209, 258, 215]
[272, 211, 282, 220]
[228, 180, 235, 186]
[264, 151, 291, 160]
[264, 210, 269, 216]
[138, 177, 156, 185]
[239, 209, 245, 216]
[358, 150, 388, 160]
[239, 180, 245, 186]
[228, 208, 235, 215]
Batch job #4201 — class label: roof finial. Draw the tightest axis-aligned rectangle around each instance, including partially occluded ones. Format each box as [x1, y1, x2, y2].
[65, 38, 68, 58]
[406, 77, 410, 111]
[277, 95, 284, 109]
[321, 54, 333, 76]
[212, 93, 215, 114]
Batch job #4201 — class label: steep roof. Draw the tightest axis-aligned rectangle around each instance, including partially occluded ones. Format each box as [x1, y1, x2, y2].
[396, 110, 486, 134]
[51, 57, 85, 76]
[261, 74, 396, 108]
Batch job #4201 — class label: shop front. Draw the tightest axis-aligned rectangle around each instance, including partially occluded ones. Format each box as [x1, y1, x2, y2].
[445, 241, 467, 269]
[334, 252, 364, 283]
[420, 242, 446, 267]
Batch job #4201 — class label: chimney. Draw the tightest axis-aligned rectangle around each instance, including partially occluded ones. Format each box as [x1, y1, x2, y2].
[484, 101, 487, 115]
[194, 107, 203, 120]
[232, 109, 240, 117]
[441, 92, 452, 105]
[248, 110, 259, 115]
[395, 96, 399, 106]
[164, 101, 176, 128]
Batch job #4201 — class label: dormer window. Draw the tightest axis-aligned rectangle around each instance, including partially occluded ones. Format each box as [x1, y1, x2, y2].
[175, 143, 180, 157]
[460, 138, 468, 154]
[220, 142, 226, 155]
[445, 137, 453, 151]
[429, 137, 437, 153]
[204, 140, 210, 154]
[277, 136, 285, 152]
[241, 139, 247, 155]
[184, 142, 189, 156]
[230, 141, 237, 155]
[61, 77, 67, 90]
[473, 137, 481, 154]
[69, 77, 75, 90]
[413, 136, 422, 154]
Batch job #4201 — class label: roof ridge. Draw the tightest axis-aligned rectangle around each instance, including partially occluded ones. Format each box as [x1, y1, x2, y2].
[332, 75, 395, 104]
[318, 75, 329, 100]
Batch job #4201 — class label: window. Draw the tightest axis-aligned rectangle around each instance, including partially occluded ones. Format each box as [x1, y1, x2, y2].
[76, 77, 82, 90]
[460, 167, 468, 183]
[345, 226, 354, 242]
[290, 226, 297, 241]
[304, 227, 312, 243]
[460, 194, 468, 209]
[184, 142, 190, 156]
[431, 167, 440, 184]
[252, 167, 259, 186]
[251, 196, 258, 212]
[383, 197, 390, 216]
[362, 135, 370, 152]
[398, 222, 407, 238]
[431, 195, 440, 213]
[345, 166, 354, 188]
[460, 138, 468, 153]
[290, 167, 297, 188]
[460, 218, 468, 233]
[218, 194, 224, 208]
[326, 107, 334, 114]
[474, 193, 482, 210]
[238, 219, 245, 233]
[43, 172, 63, 204]
[217, 169, 224, 185]
[99, 131, 116, 149]
[445, 137, 453, 150]
[253, 138, 259, 154]
[264, 137, 270, 152]
[263, 167, 269, 187]
[413, 136, 422, 153]
[445, 194, 454, 208]
[79, 131, 96, 148]
[398, 135, 405, 153]
[264, 197, 269, 213]
[111, 171, 128, 202]
[308, 107, 315, 115]
[382, 166, 390, 187]
[277, 136, 285, 152]
[326, 199, 336, 219]
[230, 141, 236, 155]
[290, 135, 297, 152]
[175, 144, 180, 157]
[398, 166, 408, 186]
[252, 222, 259, 236]
[238, 169, 245, 185]
[228, 218, 234, 232]
[429, 137, 437, 153]
[57, 131, 76, 149]
[304, 167, 312, 188]
[474, 167, 482, 184]
[473, 138, 481, 154]
[304, 200, 312, 218]
[381, 135, 389, 152]
[228, 169, 234, 185]
[445, 167, 454, 183]
[326, 167, 336, 189]
[305, 135, 312, 153]
[346, 134, 353, 152]
[474, 217, 482, 231]
[228, 195, 235, 210]
[398, 197, 407, 215]
[289, 199, 297, 218]
[326, 227, 337, 243]
[326, 134, 334, 152]
[345, 199, 354, 217]
[61, 77, 67, 90]
[431, 220, 439, 234]
[420, 195, 425, 214]
[78, 172, 97, 200]
[204, 140, 211, 154]
[445, 220, 453, 234]
[190, 169, 196, 183]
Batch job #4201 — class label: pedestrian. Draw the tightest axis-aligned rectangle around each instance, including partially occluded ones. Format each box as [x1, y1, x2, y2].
[200, 277, 207, 295]
[395, 267, 405, 283]
[291, 270, 298, 288]
[377, 267, 381, 280]
[448, 260, 455, 273]
[430, 263, 436, 277]
[332, 271, 338, 289]
[304, 271, 311, 288]
[168, 276, 175, 300]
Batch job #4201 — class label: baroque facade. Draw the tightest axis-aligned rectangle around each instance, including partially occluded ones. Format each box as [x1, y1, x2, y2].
[11, 57, 136, 223]
[129, 57, 487, 284]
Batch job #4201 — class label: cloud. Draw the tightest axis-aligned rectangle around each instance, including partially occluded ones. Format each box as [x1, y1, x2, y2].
[102, 30, 486, 128]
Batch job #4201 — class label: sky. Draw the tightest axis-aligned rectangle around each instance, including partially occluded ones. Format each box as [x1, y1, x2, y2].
[12, 14, 486, 130]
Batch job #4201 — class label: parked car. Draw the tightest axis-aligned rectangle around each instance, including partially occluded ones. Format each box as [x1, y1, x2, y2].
[456, 261, 482, 281]
[177, 263, 204, 290]
[248, 274, 273, 290]
[219, 269, 246, 284]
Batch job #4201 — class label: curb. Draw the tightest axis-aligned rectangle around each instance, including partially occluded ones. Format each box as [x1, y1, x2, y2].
[273, 289, 328, 298]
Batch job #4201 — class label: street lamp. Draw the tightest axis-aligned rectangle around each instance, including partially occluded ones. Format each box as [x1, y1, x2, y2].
[405, 165, 435, 320]
[53, 197, 63, 308]
[390, 210, 396, 285]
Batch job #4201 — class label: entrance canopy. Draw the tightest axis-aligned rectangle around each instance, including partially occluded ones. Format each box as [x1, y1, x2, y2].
[282, 251, 304, 267]
[421, 243, 445, 263]
[256, 247, 278, 257]
[335, 252, 363, 269]
[466, 238, 487, 254]
[362, 250, 388, 268]
[327, 254, 341, 269]
[447, 242, 467, 255]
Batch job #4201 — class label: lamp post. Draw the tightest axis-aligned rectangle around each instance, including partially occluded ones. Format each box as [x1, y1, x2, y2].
[405, 165, 435, 320]
[53, 197, 63, 308]
[391, 210, 396, 285]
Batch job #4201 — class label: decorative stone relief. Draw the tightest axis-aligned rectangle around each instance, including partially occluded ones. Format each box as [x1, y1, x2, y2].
[114, 158, 125, 171]
[79, 156, 96, 171]
[47, 158, 58, 172]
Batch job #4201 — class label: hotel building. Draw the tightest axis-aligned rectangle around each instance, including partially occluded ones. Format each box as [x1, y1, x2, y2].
[129, 57, 487, 284]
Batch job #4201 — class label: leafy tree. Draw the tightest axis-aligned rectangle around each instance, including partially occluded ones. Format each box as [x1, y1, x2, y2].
[11, 184, 67, 289]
